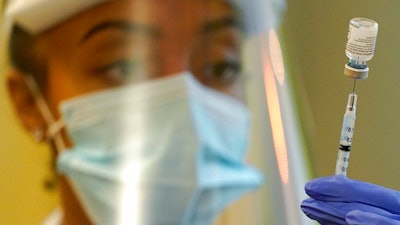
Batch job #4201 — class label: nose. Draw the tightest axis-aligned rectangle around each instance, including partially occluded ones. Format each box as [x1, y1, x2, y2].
[156, 39, 192, 77]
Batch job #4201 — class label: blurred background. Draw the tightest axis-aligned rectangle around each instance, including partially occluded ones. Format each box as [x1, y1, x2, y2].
[0, 1, 59, 225]
[282, 0, 400, 191]
[1, 0, 400, 224]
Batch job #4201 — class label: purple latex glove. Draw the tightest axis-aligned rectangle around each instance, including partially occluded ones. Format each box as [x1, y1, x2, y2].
[346, 210, 400, 225]
[301, 175, 400, 225]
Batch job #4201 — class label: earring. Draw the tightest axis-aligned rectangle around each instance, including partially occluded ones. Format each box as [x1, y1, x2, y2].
[32, 128, 44, 143]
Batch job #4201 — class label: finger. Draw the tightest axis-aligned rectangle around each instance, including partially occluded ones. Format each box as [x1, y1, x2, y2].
[301, 198, 346, 225]
[305, 175, 400, 214]
[346, 210, 400, 225]
[301, 198, 400, 224]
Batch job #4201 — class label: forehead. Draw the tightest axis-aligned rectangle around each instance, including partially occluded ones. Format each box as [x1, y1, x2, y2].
[42, 0, 239, 41]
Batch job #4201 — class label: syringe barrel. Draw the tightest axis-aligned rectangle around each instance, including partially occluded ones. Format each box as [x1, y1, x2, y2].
[335, 94, 357, 175]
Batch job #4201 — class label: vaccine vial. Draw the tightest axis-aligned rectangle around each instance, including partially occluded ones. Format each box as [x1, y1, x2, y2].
[344, 18, 378, 79]
[345, 18, 378, 68]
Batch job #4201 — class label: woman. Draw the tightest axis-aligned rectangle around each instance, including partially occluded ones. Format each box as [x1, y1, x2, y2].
[4, 0, 263, 224]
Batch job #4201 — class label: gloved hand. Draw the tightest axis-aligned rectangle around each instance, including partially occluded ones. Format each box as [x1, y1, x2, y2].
[301, 175, 400, 225]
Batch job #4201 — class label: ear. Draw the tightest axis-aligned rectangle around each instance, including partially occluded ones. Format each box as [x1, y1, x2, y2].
[6, 70, 47, 141]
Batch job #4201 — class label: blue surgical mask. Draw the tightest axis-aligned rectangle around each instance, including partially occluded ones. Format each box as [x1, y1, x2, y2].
[34, 72, 263, 225]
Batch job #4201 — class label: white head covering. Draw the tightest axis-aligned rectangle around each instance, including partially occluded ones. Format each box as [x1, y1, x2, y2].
[4, 0, 109, 34]
[4, 0, 286, 35]
[1, 0, 110, 66]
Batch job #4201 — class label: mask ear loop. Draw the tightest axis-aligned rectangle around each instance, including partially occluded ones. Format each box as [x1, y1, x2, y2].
[25, 74, 66, 153]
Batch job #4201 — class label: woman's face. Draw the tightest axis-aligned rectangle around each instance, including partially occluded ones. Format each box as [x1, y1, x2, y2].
[39, 0, 244, 114]
[5, 1, 246, 222]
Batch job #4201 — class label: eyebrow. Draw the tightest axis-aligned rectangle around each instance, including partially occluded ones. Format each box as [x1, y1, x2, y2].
[80, 21, 160, 44]
[201, 17, 242, 35]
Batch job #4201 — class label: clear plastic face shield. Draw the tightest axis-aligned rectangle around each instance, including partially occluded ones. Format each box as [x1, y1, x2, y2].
[3, 0, 312, 224]
[230, 1, 313, 225]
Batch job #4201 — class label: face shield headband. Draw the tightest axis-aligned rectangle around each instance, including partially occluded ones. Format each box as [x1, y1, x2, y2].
[4, 0, 286, 35]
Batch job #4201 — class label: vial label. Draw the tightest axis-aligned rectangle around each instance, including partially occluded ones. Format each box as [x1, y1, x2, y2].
[345, 18, 378, 63]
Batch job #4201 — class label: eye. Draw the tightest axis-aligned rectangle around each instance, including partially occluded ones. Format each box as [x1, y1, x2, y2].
[95, 59, 138, 83]
[203, 60, 241, 86]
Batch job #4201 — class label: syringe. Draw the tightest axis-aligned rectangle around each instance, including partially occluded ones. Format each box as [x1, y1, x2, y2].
[335, 90, 357, 175]
[334, 18, 378, 176]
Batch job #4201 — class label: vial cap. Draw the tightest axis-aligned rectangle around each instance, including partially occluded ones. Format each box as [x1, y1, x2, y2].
[344, 63, 369, 79]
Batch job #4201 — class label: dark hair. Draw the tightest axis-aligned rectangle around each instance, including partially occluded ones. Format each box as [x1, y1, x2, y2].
[9, 25, 47, 87]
